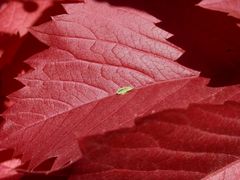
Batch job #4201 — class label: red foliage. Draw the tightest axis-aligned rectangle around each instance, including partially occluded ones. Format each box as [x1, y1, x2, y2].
[0, 0, 240, 179]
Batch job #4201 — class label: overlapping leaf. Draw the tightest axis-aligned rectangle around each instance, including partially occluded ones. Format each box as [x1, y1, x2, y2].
[69, 102, 240, 180]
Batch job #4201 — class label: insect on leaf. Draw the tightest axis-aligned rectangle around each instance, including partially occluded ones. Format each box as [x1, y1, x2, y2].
[116, 86, 134, 95]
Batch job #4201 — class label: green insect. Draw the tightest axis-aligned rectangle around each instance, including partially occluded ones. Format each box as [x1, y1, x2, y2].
[116, 86, 134, 95]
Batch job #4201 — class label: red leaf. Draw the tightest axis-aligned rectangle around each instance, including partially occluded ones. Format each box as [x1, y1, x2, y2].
[198, 0, 240, 26]
[204, 160, 240, 180]
[0, 0, 51, 68]
[0, 0, 82, 36]
[0, 159, 22, 179]
[0, 0, 82, 68]
[103, 0, 240, 86]
[2, 0, 198, 130]
[0, 1, 52, 36]
[0, 1, 201, 172]
[69, 102, 240, 180]
[0, 0, 82, 113]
